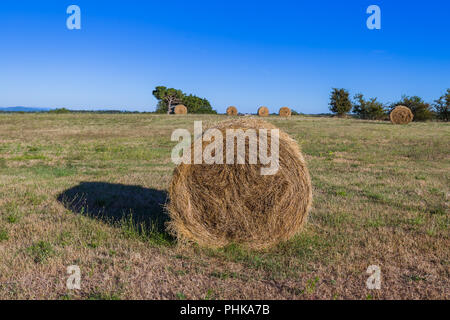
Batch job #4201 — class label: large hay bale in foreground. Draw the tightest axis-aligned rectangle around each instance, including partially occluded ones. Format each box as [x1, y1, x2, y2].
[167, 119, 313, 249]
[257, 106, 269, 117]
[279, 107, 291, 117]
[390, 105, 413, 124]
[226, 106, 238, 116]
[174, 104, 187, 115]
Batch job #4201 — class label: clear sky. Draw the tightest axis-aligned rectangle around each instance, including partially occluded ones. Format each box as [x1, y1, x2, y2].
[1, 0, 449, 113]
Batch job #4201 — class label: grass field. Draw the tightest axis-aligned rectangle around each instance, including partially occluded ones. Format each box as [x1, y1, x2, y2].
[0, 113, 448, 300]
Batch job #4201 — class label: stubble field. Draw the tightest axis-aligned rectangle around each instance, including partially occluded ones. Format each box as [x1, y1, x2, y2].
[0, 113, 448, 299]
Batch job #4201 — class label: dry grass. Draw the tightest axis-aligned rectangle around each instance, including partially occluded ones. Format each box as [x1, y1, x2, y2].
[0, 113, 448, 300]
[168, 119, 312, 249]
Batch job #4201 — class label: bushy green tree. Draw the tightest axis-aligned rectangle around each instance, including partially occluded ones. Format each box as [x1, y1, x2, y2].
[182, 94, 217, 114]
[155, 100, 168, 114]
[390, 95, 434, 121]
[153, 86, 216, 114]
[434, 89, 449, 122]
[49, 108, 71, 114]
[152, 86, 184, 114]
[329, 88, 352, 116]
[352, 94, 386, 120]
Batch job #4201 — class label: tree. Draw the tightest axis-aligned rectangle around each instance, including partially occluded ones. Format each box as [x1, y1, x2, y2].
[152, 86, 217, 114]
[434, 89, 449, 122]
[152, 86, 184, 114]
[352, 93, 386, 120]
[329, 88, 352, 116]
[154, 100, 169, 114]
[49, 108, 71, 114]
[390, 95, 434, 121]
[182, 94, 217, 114]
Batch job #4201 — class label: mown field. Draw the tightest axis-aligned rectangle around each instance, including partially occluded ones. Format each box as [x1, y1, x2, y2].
[0, 113, 448, 300]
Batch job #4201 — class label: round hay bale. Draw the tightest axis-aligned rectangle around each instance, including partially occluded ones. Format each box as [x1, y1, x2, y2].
[226, 106, 238, 116]
[174, 104, 187, 115]
[279, 107, 291, 117]
[390, 105, 413, 124]
[257, 106, 269, 117]
[167, 118, 313, 249]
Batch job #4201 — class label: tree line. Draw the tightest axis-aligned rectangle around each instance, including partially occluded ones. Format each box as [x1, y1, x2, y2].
[329, 88, 449, 121]
[4, 86, 447, 119]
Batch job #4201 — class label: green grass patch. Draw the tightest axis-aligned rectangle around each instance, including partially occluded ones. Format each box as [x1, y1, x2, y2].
[176, 292, 187, 300]
[88, 291, 121, 300]
[30, 165, 77, 178]
[0, 229, 9, 241]
[28, 241, 54, 263]
[11, 154, 47, 161]
[119, 214, 174, 246]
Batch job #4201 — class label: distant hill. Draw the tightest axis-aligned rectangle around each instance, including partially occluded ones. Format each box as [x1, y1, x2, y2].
[0, 107, 50, 112]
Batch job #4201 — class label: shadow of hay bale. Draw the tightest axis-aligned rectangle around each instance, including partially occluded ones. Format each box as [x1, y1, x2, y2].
[57, 182, 172, 242]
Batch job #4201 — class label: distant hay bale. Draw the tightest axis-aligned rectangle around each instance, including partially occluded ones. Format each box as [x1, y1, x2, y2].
[279, 107, 291, 117]
[257, 106, 269, 117]
[390, 105, 413, 124]
[226, 106, 238, 116]
[167, 118, 313, 249]
[174, 104, 187, 115]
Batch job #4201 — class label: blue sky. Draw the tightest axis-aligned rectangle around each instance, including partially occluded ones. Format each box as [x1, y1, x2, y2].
[1, 0, 449, 113]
